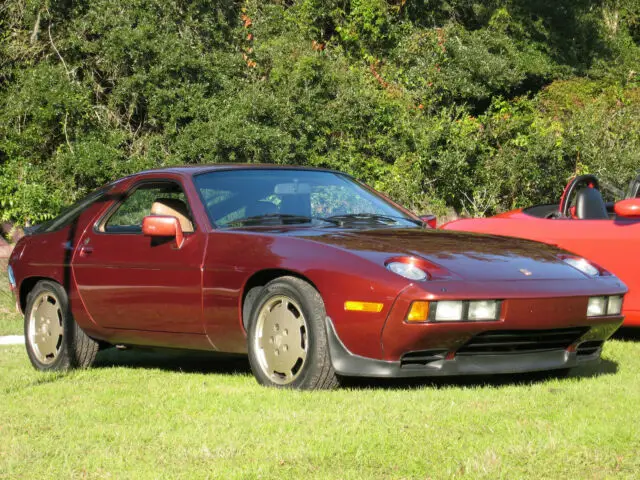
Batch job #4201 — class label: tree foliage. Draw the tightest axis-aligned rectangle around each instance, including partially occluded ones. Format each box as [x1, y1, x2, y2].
[1, 0, 639, 223]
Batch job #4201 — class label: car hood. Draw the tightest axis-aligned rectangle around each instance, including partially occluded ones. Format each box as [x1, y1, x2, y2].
[281, 227, 590, 281]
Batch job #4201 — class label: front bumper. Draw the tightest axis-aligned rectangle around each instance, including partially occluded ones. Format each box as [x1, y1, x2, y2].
[326, 317, 622, 378]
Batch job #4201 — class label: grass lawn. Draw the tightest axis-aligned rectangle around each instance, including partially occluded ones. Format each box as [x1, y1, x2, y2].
[0, 264, 22, 336]
[1, 335, 640, 479]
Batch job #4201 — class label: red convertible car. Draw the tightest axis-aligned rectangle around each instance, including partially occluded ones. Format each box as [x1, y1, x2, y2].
[442, 174, 640, 326]
[7, 166, 627, 389]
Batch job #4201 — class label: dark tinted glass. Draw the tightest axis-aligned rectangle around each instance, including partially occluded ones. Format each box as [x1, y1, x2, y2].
[194, 169, 417, 228]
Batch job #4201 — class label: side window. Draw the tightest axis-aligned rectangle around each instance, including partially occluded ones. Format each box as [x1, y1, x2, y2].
[103, 183, 194, 233]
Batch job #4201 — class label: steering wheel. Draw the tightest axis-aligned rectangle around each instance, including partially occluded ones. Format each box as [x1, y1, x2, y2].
[558, 174, 600, 218]
[544, 209, 562, 219]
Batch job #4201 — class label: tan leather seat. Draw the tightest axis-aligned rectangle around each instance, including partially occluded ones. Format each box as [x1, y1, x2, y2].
[150, 198, 194, 232]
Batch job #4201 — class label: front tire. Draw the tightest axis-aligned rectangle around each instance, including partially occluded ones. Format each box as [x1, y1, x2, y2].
[247, 276, 339, 390]
[24, 280, 99, 371]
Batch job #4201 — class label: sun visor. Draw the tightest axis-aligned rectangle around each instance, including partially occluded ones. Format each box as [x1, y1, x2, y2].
[274, 182, 311, 195]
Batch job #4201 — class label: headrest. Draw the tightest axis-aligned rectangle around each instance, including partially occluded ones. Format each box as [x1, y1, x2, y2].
[575, 188, 608, 220]
[150, 198, 194, 232]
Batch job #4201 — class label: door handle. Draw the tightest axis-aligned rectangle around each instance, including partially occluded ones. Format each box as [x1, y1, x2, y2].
[78, 245, 94, 257]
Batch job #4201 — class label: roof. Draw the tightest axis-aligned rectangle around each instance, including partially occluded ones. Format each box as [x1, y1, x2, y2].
[138, 163, 344, 176]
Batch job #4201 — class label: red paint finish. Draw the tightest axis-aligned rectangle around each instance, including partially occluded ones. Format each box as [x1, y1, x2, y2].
[615, 198, 640, 218]
[8, 165, 629, 370]
[380, 279, 624, 360]
[72, 230, 206, 333]
[142, 215, 185, 248]
[200, 230, 406, 358]
[442, 212, 640, 326]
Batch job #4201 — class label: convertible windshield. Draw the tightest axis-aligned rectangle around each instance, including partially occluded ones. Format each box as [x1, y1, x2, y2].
[193, 169, 420, 228]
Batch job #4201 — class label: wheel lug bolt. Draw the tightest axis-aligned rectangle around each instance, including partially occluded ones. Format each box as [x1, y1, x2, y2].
[274, 349, 279, 356]
[269, 337, 274, 344]
[282, 345, 288, 352]
[274, 323, 279, 331]
[283, 329, 288, 336]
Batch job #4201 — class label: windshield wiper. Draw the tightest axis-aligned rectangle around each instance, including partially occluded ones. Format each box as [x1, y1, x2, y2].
[323, 213, 421, 227]
[227, 213, 420, 228]
[227, 214, 317, 227]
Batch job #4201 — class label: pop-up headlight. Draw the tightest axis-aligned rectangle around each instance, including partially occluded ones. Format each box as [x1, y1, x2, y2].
[386, 261, 428, 281]
[561, 256, 604, 277]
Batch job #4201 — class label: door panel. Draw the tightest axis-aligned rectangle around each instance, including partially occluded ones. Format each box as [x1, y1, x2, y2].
[72, 231, 205, 333]
[71, 181, 206, 333]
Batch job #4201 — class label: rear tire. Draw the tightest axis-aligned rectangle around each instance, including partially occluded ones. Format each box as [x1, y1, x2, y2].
[24, 280, 99, 371]
[247, 276, 339, 390]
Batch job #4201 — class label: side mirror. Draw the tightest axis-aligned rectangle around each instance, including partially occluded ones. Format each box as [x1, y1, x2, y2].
[614, 198, 640, 218]
[419, 214, 437, 229]
[142, 215, 184, 248]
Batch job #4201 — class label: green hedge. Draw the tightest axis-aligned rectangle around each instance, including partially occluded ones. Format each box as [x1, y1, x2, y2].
[1, 0, 639, 223]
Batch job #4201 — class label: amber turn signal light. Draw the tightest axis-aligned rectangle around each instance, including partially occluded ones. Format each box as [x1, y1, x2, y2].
[344, 301, 384, 313]
[407, 301, 430, 322]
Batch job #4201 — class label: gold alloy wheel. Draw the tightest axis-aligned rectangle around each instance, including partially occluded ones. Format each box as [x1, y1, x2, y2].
[28, 292, 64, 365]
[254, 295, 309, 385]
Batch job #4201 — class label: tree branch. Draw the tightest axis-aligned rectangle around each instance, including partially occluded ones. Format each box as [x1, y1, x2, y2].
[30, 11, 41, 44]
[48, 23, 72, 79]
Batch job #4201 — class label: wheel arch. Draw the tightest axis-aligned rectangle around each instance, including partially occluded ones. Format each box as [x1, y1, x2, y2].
[241, 268, 319, 331]
[19, 276, 60, 313]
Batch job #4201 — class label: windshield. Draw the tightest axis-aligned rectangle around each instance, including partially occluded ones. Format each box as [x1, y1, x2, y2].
[591, 170, 640, 202]
[193, 169, 419, 228]
[597, 180, 625, 203]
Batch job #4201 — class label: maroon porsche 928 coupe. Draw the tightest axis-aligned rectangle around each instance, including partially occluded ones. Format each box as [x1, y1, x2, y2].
[7, 165, 627, 389]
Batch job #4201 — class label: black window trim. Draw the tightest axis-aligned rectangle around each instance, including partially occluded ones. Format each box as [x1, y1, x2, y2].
[93, 179, 198, 235]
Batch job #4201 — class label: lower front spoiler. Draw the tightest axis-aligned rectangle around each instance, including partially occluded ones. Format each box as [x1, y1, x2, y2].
[325, 318, 608, 378]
